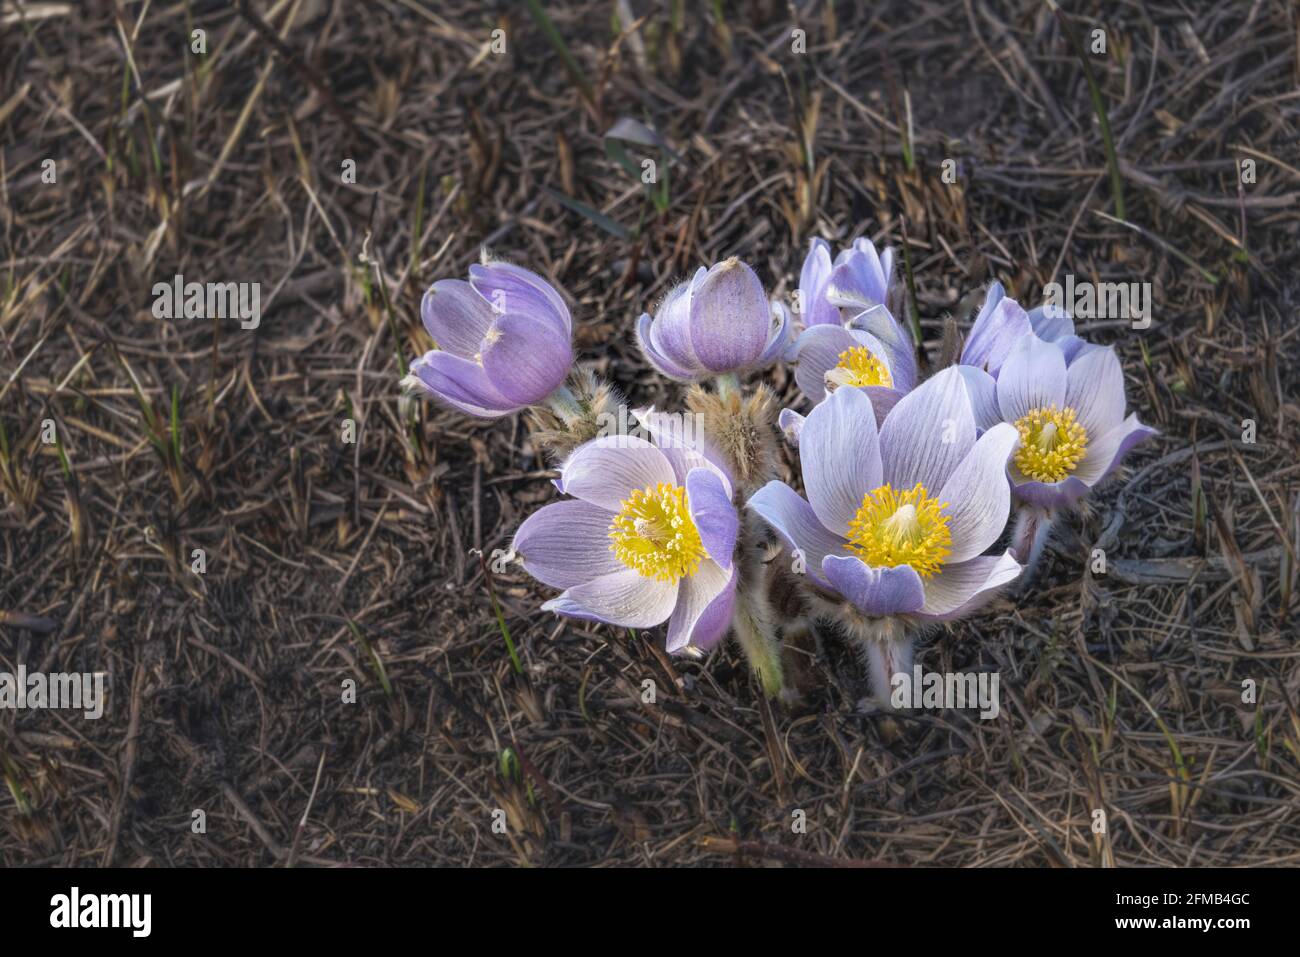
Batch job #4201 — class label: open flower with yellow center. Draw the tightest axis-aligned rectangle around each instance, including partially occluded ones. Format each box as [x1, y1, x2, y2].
[792, 324, 913, 424]
[748, 369, 1022, 624]
[511, 432, 739, 654]
[787, 237, 915, 422]
[958, 332, 1157, 510]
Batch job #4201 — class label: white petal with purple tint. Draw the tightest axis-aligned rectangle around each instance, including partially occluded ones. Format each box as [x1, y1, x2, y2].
[936, 423, 1018, 563]
[996, 334, 1067, 422]
[512, 499, 621, 589]
[665, 560, 735, 653]
[800, 385, 882, 537]
[746, 481, 844, 587]
[557, 436, 675, 510]
[879, 367, 976, 494]
[1064, 344, 1126, 438]
[916, 552, 1021, 619]
[542, 568, 678, 628]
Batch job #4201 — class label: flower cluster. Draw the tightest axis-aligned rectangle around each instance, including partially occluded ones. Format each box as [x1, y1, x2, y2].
[404, 239, 1155, 706]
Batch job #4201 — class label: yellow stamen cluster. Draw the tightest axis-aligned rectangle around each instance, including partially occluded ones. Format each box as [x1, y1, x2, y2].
[608, 483, 705, 582]
[1013, 405, 1088, 482]
[846, 483, 951, 579]
[829, 346, 893, 389]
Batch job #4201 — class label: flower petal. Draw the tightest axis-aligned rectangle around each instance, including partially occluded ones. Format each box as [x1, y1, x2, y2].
[407, 349, 519, 417]
[665, 560, 735, 653]
[512, 499, 621, 589]
[469, 261, 570, 334]
[954, 364, 1001, 432]
[757, 300, 793, 365]
[798, 239, 839, 327]
[793, 323, 859, 404]
[637, 312, 699, 381]
[916, 552, 1021, 620]
[801, 384, 882, 537]
[557, 436, 675, 510]
[420, 279, 495, 358]
[821, 555, 925, 616]
[1065, 344, 1126, 437]
[846, 305, 916, 392]
[1009, 475, 1090, 509]
[880, 366, 976, 493]
[689, 258, 770, 372]
[996, 334, 1067, 422]
[645, 279, 705, 377]
[1028, 302, 1074, 342]
[1100, 414, 1158, 480]
[778, 407, 806, 447]
[542, 568, 678, 628]
[936, 422, 1018, 563]
[826, 243, 889, 311]
[962, 291, 1031, 375]
[633, 407, 733, 494]
[480, 311, 572, 405]
[686, 467, 738, 571]
[746, 481, 844, 587]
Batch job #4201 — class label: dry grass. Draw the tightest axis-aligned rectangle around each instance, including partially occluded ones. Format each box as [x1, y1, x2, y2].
[1, 0, 1297, 867]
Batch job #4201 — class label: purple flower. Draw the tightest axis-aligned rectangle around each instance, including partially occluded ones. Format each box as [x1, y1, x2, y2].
[404, 262, 573, 417]
[797, 237, 895, 330]
[968, 333, 1157, 510]
[790, 314, 915, 420]
[511, 430, 739, 654]
[636, 258, 789, 381]
[747, 370, 1022, 622]
[960, 282, 1033, 377]
[788, 238, 914, 417]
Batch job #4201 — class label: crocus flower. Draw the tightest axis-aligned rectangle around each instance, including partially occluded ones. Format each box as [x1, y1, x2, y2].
[511, 431, 739, 654]
[959, 282, 1031, 377]
[636, 258, 789, 382]
[747, 371, 1022, 699]
[789, 238, 915, 416]
[404, 261, 573, 417]
[796, 237, 894, 331]
[969, 333, 1157, 511]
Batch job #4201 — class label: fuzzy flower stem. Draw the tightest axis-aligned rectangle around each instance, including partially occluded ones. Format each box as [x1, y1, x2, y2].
[713, 372, 742, 403]
[841, 615, 912, 710]
[864, 634, 913, 710]
[1011, 503, 1056, 587]
[545, 384, 583, 425]
[732, 586, 785, 699]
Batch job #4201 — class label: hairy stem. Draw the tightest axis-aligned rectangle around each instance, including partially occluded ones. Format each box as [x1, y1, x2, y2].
[732, 589, 785, 699]
[1011, 503, 1056, 585]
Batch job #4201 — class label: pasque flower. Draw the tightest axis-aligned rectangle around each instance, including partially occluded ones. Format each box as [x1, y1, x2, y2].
[636, 258, 789, 381]
[964, 333, 1157, 511]
[747, 370, 1022, 702]
[404, 261, 573, 417]
[790, 237, 916, 416]
[511, 430, 739, 654]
